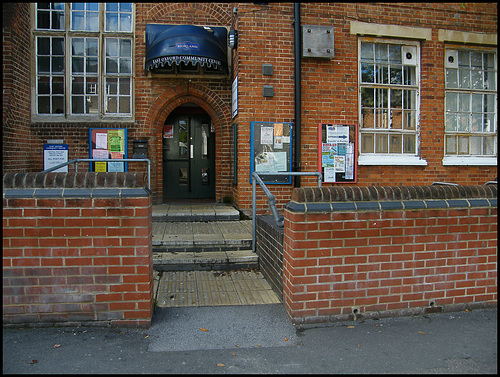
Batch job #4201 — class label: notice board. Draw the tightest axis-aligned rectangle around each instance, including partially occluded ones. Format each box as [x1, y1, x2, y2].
[318, 123, 357, 183]
[250, 121, 293, 184]
[89, 128, 128, 172]
[44, 144, 69, 172]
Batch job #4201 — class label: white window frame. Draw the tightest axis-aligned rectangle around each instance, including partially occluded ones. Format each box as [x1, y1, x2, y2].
[32, 2, 134, 122]
[357, 38, 427, 166]
[443, 47, 497, 166]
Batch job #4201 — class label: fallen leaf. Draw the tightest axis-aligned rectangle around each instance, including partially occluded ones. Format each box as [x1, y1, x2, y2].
[347, 326, 355, 329]
[54, 344, 61, 348]
[235, 345, 240, 347]
[200, 328, 209, 332]
[144, 335, 150, 338]
[217, 363, 225, 367]
[357, 345, 361, 348]
[284, 337, 288, 341]
[465, 309, 470, 312]
[232, 352, 236, 356]
[257, 344, 262, 347]
[29, 360, 38, 364]
[418, 331, 426, 334]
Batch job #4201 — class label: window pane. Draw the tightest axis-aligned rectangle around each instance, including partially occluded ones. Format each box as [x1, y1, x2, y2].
[72, 3, 85, 11]
[119, 39, 132, 57]
[361, 134, 374, 153]
[404, 110, 416, 130]
[38, 77, 50, 94]
[106, 13, 118, 31]
[38, 57, 51, 73]
[391, 110, 402, 129]
[52, 76, 64, 94]
[458, 114, 470, 132]
[106, 39, 118, 56]
[471, 70, 483, 89]
[119, 58, 131, 74]
[52, 57, 64, 73]
[403, 135, 416, 154]
[471, 94, 482, 113]
[389, 134, 402, 153]
[37, 11, 50, 29]
[390, 65, 402, 84]
[361, 63, 374, 83]
[389, 45, 401, 63]
[52, 38, 65, 55]
[86, 39, 98, 56]
[86, 78, 97, 94]
[52, 96, 64, 114]
[483, 136, 496, 155]
[470, 137, 482, 154]
[120, 13, 132, 32]
[72, 95, 85, 113]
[445, 113, 457, 131]
[459, 69, 470, 89]
[72, 11, 84, 30]
[72, 77, 84, 94]
[106, 97, 117, 113]
[375, 134, 388, 153]
[362, 109, 374, 128]
[72, 38, 84, 55]
[375, 44, 387, 62]
[119, 97, 130, 113]
[446, 92, 458, 111]
[446, 136, 457, 154]
[38, 96, 51, 114]
[86, 12, 99, 31]
[458, 136, 469, 154]
[361, 42, 373, 60]
[484, 113, 495, 132]
[86, 57, 98, 73]
[72, 57, 84, 73]
[120, 3, 132, 12]
[119, 78, 130, 95]
[106, 3, 118, 11]
[106, 58, 118, 74]
[51, 10, 64, 29]
[87, 96, 98, 114]
[446, 69, 458, 88]
[106, 79, 117, 95]
[37, 37, 50, 55]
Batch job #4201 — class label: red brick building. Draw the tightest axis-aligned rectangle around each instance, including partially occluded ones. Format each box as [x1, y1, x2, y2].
[3, 3, 497, 215]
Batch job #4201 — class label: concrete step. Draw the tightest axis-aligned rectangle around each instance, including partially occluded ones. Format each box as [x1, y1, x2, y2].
[152, 220, 252, 253]
[152, 204, 240, 222]
[153, 250, 258, 271]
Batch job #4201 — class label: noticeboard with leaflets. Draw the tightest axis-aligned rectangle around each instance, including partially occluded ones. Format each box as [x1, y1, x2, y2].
[318, 123, 357, 183]
[89, 128, 128, 172]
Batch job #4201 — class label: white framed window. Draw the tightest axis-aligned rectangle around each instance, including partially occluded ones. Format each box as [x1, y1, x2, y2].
[358, 39, 426, 166]
[33, 3, 134, 121]
[443, 48, 497, 165]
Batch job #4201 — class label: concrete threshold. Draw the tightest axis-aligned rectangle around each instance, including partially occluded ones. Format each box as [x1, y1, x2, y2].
[153, 250, 258, 271]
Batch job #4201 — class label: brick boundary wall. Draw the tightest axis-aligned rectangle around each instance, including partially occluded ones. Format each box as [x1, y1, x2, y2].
[3, 172, 153, 328]
[256, 215, 284, 300]
[282, 184, 497, 325]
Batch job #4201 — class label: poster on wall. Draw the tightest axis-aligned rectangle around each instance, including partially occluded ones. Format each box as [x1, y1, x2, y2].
[43, 144, 69, 172]
[318, 123, 357, 183]
[250, 121, 293, 184]
[89, 128, 127, 172]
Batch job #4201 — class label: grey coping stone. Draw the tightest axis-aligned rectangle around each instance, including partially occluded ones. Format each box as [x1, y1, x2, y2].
[355, 202, 381, 211]
[91, 188, 122, 197]
[331, 202, 356, 211]
[3, 189, 35, 198]
[403, 200, 426, 209]
[305, 202, 332, 213]
[468, 199, 491, 207]
[120, 188, 150, 197]
[424, 200, 449, 209]
[446, 199, 470, 208]
[34, 188, 64, 198]
[379, 201, 404, 210]
[62, 189, 92, 198]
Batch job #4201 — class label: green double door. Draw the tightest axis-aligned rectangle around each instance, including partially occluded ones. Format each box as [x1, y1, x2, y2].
[163, 115, 215, 200]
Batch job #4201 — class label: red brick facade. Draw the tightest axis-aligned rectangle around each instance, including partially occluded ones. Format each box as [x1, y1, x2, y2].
[3, 173, 153, 328]
[2, 3, 497, 214]
[282, 186, 497, 324]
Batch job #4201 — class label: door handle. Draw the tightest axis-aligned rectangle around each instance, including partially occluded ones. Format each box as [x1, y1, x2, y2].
[190, 145, 194, 159]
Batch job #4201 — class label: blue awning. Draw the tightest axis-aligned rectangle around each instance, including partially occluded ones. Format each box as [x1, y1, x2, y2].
[145, 24, 228, 72]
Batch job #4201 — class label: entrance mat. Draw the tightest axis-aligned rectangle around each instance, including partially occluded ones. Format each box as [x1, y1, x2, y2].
[148, 305, 298, 352]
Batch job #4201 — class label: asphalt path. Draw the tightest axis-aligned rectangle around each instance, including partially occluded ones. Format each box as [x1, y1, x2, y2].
[3, 306, 497, 374]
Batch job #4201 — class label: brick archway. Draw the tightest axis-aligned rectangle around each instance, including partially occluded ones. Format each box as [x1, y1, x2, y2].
[147, 83, 231, 203]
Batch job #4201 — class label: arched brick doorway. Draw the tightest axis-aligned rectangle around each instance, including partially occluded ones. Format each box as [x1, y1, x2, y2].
[162, 103, 215, 201]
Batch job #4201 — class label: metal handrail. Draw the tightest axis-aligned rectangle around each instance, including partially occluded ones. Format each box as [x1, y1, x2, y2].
[41, 158, 151, 190]
[252, 171, 322, 252]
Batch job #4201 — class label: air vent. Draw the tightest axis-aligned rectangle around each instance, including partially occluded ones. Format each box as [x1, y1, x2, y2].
[445, 50, 458, 69]
[402, 46, 417, 66]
